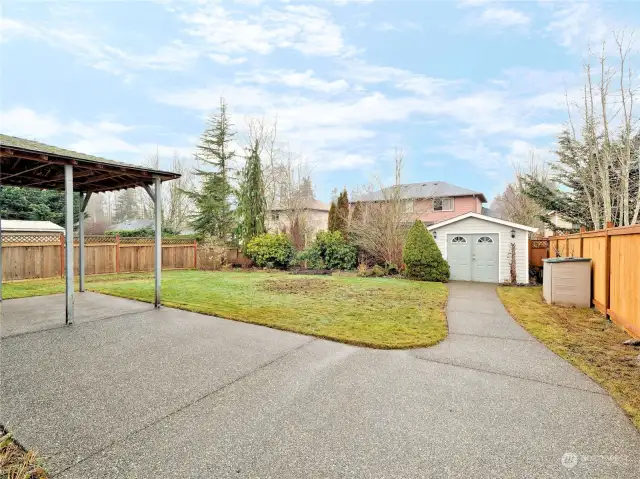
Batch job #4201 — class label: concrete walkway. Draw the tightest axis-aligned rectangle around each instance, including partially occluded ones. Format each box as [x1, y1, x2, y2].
[1, 286, 639, 478]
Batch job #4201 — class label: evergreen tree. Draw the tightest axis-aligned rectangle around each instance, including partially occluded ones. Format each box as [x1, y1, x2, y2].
[402, 220, 449, 282]
[335, 189, 349, 239]
[299, 176, 314, 200]
[328, 201, 337, 231]
[189, 97, 235, 239]
[114, 189, 139, 223]
[351, 201, 363, 223]
[0, 186, 81, 227]
[237, 139, 266, 249]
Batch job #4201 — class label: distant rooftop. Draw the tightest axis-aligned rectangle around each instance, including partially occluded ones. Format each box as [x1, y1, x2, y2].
[352, 181, 487, 203]
[1, 220, 64, 233]
[269, 199, 330, 212]
[106, 219, 155, 232]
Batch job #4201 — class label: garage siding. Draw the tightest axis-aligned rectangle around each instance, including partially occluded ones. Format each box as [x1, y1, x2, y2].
[429, 217, 528, 283]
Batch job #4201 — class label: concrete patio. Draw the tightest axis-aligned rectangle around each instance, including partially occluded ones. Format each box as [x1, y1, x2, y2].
[1, 285, 639, 478]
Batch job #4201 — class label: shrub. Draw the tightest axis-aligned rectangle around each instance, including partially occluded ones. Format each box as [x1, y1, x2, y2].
[198, 235, 227, 270]
[402, 220, 450, 282]
[245, 233, 295, 269]
[299, 231, 357, 270]
[371, 265, 386, 277]
[385, 263, 399, 275]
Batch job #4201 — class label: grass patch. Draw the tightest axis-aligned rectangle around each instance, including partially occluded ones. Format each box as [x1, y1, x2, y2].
[3, 270, 448, 349]
[498, 286, 640, 431]
[0, 426, 47, 478]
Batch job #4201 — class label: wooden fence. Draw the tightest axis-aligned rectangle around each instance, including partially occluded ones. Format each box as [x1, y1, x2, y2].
[1, 234, 197, 281]
[549, 224, 640, 338]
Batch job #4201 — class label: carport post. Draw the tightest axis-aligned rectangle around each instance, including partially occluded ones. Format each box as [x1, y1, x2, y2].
[154, 177, 162, 308]
[78, 191, 92, 292]
[64, 164, 74, 324]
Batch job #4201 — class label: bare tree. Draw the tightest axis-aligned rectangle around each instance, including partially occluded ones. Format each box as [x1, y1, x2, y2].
[492, 153, 548, 230]
[349, 149, 414, 266]
[564, 31, 639, 228]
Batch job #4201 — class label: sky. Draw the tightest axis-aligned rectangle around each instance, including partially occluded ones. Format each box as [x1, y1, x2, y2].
[1, 0, 639, 203]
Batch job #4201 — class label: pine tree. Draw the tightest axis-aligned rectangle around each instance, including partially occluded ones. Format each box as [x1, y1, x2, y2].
[189, 97, 235, 239]
[335, 189, 349, 240]
[114, 189, 139, 223]
[351, 201, 363, 223]
[328, 202, 337, 231]
[238, 139, 266, 249]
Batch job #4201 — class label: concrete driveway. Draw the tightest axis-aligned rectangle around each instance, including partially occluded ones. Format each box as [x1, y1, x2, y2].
[1, 285, 639, 478]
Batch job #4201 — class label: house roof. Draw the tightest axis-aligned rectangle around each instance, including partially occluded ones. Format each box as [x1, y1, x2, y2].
[1, 220, 64, 233]
[269, 199, 330, 212]
[106, 219, 155, 231]
[427, 212, 538, 232]
[0, 134, 180, 193]
[352, 181, 487, 203]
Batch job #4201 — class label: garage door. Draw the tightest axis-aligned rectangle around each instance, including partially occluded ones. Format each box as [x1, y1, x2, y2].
[447, 234, 499, 283]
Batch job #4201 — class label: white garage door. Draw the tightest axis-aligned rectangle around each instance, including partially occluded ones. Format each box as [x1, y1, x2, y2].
[447, 234, 499, 283]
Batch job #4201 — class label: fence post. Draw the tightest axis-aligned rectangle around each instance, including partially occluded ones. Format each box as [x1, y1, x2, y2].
[193, 239, 197, 269]
[604, 221, 613, 317]
[115, 234, 120, 274]
[579, 226, 586, 257]
[59, 233, 64, 277]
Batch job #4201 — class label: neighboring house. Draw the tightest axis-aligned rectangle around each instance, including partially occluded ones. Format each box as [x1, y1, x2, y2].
[105, 219, 154, 233]
[428, 212, 537, 284]
[352, 181, 487, 225]
[1, 220, 64, 236]
[543, 211, 579, 237]
[266, 199, 330, 243]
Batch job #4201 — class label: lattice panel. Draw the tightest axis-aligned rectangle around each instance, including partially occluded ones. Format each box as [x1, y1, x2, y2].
[2, 233, 61, 244]
[72, 235, 117, 244]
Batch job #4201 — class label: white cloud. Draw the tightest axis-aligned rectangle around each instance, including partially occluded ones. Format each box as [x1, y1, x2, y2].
[209, 53, 247, 65]
[1, 18, 198, 78]
[179, 2, 352, 58]
[477, 7, 530, 27]
[237, 69, 349, 94]
[1, 107, 193, 164]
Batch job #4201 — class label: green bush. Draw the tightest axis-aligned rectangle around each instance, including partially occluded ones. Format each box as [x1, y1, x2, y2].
[299, 231, 357, 270]
[371, 264, 386, 277]
[402, 220, 450, 282]
[245, 233, 295, 269]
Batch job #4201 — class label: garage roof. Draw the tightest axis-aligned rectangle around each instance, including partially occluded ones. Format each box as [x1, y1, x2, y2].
[427, 212, 538, 232]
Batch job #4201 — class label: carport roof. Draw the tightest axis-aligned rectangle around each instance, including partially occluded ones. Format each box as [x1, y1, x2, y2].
[0, 134, 180, 193]
[427, 212, 538, 232]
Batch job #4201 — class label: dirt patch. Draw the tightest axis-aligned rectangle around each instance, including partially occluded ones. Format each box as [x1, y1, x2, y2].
[260, 277, 336, 295]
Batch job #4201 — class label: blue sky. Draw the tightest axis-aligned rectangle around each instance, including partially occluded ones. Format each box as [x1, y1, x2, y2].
[1, 0, 639, 203]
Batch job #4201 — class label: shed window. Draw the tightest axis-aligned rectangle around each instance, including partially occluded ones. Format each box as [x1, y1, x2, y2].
[476, 236, 494, 244]
[451, 236, 467, 243]
[433, 197, 454, 211]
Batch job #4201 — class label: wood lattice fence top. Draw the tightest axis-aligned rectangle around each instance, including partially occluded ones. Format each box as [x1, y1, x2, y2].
[1, 233, 197, 245]
[2, 233, 61, 243]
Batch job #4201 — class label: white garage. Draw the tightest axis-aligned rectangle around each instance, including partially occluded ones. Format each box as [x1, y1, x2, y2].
[427, 212, 537, 284]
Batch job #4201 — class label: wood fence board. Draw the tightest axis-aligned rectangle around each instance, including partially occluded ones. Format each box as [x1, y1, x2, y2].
[567, 238, 581, 257]
[609, 235, 640, 337]
[582, 236, 607, 308]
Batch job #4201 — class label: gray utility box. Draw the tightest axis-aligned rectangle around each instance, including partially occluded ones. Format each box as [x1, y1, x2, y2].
[543, 257, 592, 307]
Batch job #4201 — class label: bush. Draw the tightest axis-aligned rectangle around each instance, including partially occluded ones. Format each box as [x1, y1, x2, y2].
[371, 264, 386, 277]
[402, 220, 450, 282]
[299, 231, 357, 270]
[198, 235, 227, 270]
[245, 233, 295, 269]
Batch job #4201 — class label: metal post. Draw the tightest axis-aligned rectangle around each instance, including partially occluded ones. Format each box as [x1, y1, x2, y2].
[79, 192, 85, 292]
[64, 164, 74, 324]
[78, 191, 92, 292]
[154, 177, 162, 308]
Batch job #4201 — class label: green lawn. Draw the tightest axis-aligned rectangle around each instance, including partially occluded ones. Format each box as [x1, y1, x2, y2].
[3, 271, 448, 349]
[498, 286, 640, 431]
